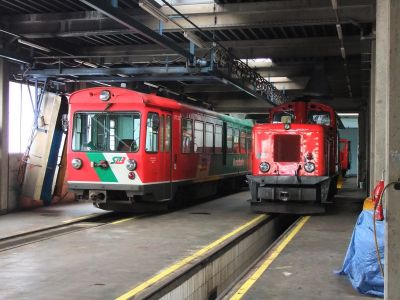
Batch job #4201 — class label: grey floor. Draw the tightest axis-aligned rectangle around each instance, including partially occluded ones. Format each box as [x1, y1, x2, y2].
[241, 178, 376, 300]
[0, 192, 256, 300]
[0, 201, 104, 239]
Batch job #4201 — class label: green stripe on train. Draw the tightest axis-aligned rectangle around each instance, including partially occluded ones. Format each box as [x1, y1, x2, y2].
[86, 152, 118, 182]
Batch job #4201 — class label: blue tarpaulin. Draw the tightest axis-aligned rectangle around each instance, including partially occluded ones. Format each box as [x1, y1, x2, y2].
[338, 209, 384, 298]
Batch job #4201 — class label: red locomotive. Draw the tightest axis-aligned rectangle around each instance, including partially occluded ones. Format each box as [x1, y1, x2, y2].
[339, 138, 351, 177]
[66, 87, 253, 211]
[247, 101, 339, 214]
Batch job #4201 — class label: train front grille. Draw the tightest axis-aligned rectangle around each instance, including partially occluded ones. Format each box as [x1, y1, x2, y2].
[273, 134, 300, 162]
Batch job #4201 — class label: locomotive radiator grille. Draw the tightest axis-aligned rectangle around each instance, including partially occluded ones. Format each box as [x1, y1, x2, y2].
[273, 134, 301, 162]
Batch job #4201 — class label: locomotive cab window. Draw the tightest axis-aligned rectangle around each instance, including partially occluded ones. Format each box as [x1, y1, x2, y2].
[272, 111, 294, 123]
[72, 112, 140, 152]
[308, 110, 331, 126]
[146, 112, 159, 152]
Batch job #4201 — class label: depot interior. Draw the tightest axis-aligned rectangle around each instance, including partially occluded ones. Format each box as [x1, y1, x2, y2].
[0, 0, 399, 299]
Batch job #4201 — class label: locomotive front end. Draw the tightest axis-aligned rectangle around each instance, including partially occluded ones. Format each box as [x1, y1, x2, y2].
[247, 101, 338, 214]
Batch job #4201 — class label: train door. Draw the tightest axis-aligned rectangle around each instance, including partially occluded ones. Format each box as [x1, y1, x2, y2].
[160, 111, 172, 199]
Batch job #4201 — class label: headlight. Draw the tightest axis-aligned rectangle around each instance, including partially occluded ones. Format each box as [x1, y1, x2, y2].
[71, 158, 82, 169]
[304, 162, 315, 173]
[126, 159, 137, 171]
[99, 90, 111, 101]
[259, 162, 270, 173]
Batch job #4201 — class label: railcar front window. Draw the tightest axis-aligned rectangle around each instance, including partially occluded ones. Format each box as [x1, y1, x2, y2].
[72, 112, 140, 152]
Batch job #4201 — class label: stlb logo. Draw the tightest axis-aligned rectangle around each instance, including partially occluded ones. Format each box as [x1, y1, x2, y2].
[110, 156, 126, 164]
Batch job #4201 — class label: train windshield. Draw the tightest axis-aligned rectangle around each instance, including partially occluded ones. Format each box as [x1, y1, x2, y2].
[307, 110, 331, 126]
[72, 112, 141, 152]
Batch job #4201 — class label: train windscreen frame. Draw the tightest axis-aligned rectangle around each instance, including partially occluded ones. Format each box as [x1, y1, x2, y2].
[72, 112, 141, 152]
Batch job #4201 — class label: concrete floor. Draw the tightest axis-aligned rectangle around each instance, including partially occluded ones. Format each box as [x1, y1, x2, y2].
[0, 201, 104, 239]
[242, 178, 377, 300]
[0, 191, 257, 299]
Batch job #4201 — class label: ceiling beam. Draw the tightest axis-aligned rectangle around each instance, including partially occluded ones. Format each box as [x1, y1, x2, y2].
[69, 36, 362, 63]
[0, 0, 374, 38]
[77, 0, 192, 60]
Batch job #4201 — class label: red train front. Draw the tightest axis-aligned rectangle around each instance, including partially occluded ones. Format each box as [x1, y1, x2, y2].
[66, 87, 253, 211]
[247, 101, 339, 214]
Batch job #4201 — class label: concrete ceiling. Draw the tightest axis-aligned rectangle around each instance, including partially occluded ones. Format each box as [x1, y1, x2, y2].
[0, 0, 375, 113]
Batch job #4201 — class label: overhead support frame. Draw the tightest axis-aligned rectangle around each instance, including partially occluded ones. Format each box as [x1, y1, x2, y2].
[22, 1, 287, 106]
[26, 54, 287, 106]
[0, 49, 30, 65]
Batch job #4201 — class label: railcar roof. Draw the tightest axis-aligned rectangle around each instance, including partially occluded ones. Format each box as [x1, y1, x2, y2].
[69, 87, 253, 128]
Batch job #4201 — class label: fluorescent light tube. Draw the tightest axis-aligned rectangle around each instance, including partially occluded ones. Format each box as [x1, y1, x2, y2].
[17, 39, 51, 53]
[139, 0, 169, 23]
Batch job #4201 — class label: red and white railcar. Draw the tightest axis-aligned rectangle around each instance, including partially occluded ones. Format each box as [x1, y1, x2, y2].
[247, 101, 339, 214]
[67, 87, 253, 211]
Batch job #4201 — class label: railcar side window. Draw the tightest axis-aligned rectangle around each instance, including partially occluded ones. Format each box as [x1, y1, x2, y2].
[194, 121, 204, 153]
[165, 115, 171, 152]
[233, 129, 240, 154]
[72, 112, 140, 152]
[182, 118, 193, 153]
[215, 125, 222, 154]
[227, 127, 233, 153]
[205, 123, 214, 153]
[246, 132, 252, 152]
[159, 115, 164, 152]
[146, 112, 159, 153]
[240, 131, 246, 154]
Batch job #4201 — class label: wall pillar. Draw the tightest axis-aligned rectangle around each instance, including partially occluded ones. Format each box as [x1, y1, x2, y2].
[375, 1, 400, 299]
[374, 3, 388, 185]
[384, 1, 400, 299]
[358, 110, 367, 188]
[369, 40, 376, 193]
[0, 59, 10, 213]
